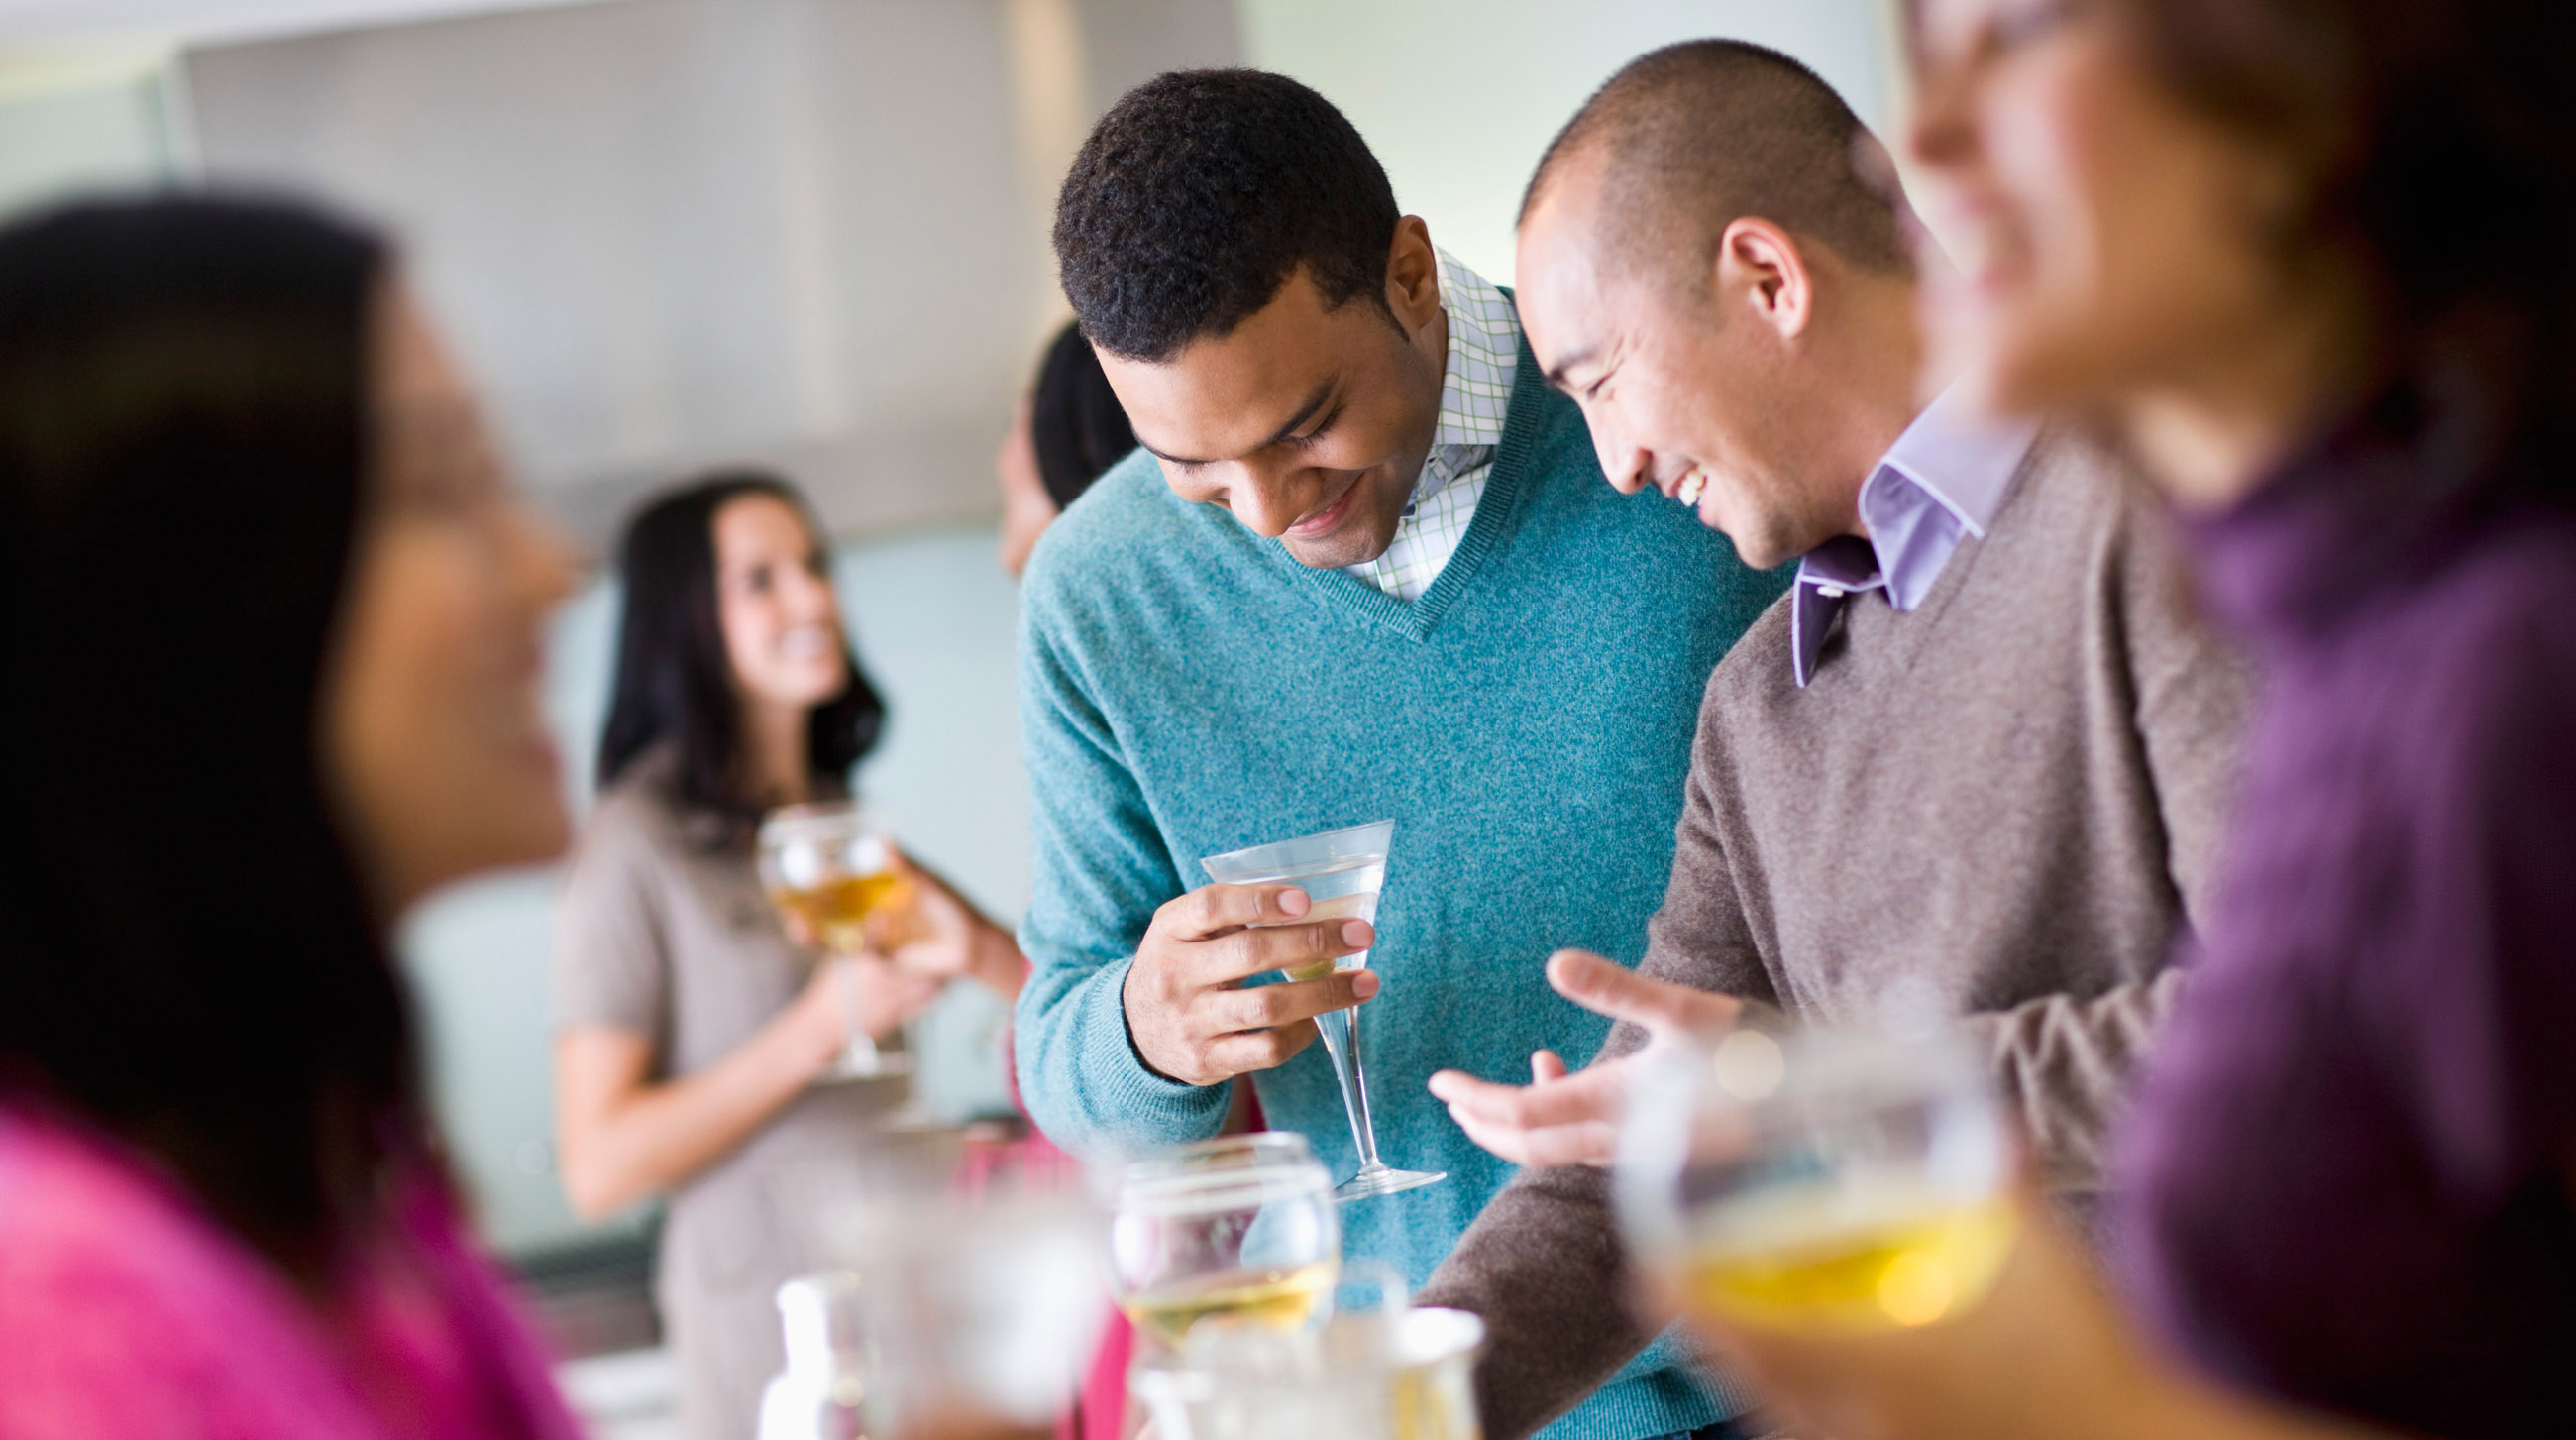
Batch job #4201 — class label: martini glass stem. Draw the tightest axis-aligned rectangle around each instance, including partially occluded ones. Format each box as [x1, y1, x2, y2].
[1317, 994, 1389, 1179]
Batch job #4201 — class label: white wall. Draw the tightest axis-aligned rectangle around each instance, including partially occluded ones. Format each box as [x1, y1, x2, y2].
[180, 0, 1236, 550]
[0, 52, 187, 218]
[405, 524, 1031, 1255]
[1238, 0, 1900, 287]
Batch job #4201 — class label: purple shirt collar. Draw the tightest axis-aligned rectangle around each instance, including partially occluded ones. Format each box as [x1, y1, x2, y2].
[1790, 387, 2040, 687]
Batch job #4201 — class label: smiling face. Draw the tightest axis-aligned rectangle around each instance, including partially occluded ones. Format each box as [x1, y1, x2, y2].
[712, 493, 850, 712]
[1903, 0, 2309, 437]
[1516, 158, 1917, 571]
[1095, 221, 1449, 570]
[323, 282, 576, 914]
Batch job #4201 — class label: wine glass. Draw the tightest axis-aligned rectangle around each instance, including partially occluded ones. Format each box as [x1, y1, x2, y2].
[1201, 822, 1445, 1201]
[757, 799, 919, 1079]
[1110, 1132, 1342, 1355]
[1127, 1258, 1487, 1440]
[1616, 1023, 2018, 1335]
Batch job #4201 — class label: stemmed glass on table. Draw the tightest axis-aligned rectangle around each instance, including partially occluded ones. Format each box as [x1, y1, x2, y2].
[757, 799, 919, 1080]
[1114, 1131, 1486, 1440]
[1616, 1022, 2018, 1336]
[1110, 1131, 1342, 1353]
[1201, 821, 1445, 1201]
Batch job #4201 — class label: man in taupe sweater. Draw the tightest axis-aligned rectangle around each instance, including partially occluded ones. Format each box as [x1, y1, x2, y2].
[1412, 41, 2256, 1440]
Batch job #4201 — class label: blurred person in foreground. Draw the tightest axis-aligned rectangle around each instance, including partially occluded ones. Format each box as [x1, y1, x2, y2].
[552, 471, 1025, 1440]
[998, 320, 1139, 579]
[1656, 2, 2576, 1438]
[1410, 41, 2255, 1439]
[0, 196, 584, 1438]
[1017, 68, 1785, 1440]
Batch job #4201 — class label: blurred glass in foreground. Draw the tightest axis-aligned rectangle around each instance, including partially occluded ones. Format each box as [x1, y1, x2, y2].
[803, 1128, 1106, 1437]
[1110, 1132, 1341, 1352]
[1130, 1266, 1483, 1440]
[1617, 1024, 2015, 1334]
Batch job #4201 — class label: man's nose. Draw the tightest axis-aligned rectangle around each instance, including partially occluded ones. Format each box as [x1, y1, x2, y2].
[1224, 464, 1309, 537]
[1593, 422, 1651, 496]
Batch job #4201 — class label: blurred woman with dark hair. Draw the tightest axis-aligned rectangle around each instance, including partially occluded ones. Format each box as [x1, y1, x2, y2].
[1684, 3, 2576, 1438]
[552, 472, 1021, 1440]
[0, 196, 583, 1436]
[996, 320, 1138, 578]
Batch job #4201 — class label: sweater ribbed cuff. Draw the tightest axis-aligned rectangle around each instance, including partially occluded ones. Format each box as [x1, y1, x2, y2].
[1071, 953, 1231, 1147]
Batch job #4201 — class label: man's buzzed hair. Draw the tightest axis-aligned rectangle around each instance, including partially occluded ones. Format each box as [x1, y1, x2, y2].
[1527, 40, 1909, 282]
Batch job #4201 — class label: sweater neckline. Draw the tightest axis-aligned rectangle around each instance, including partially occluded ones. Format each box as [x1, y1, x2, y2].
[1295, 340, 1550, 643]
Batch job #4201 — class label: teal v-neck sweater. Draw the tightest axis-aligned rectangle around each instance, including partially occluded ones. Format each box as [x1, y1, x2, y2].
[1013, 342, 1786, 1439]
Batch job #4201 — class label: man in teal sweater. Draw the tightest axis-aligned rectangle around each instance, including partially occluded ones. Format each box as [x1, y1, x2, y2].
[1014, 70, 1783, 1439]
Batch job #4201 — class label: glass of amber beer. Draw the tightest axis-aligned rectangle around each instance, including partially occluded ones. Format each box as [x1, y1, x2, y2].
[1617, 1023, 2017, 1336]
[757, 799, 919, 1079]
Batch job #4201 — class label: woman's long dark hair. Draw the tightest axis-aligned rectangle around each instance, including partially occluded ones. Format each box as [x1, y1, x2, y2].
[596, 472, 886, 819]
[0, 197, 420, 1279]
[2116, 0, 2576, 487]
[1029, 319, 1137, 510]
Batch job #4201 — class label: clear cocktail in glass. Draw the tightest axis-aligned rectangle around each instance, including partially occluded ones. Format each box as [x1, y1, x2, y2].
[1203, 821, 1445, 1202]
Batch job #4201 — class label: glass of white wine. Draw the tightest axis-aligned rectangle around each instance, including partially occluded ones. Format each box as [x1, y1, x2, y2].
[757, 799, 919, 1079]
[1128, 1262, 1487, 1440]
[1111, 1132, 1342, 1354]
[1616, 1023, 2017, 1336]
[1201, 822, 1445, 1201]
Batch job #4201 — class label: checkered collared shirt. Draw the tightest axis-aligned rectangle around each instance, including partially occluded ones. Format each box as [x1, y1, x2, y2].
[1344, 251, 1520, 603]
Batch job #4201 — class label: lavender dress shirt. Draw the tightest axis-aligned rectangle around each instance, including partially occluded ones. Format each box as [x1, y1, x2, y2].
[2113, 380, 2576, 1439]
[1791, 386, 2040, 687]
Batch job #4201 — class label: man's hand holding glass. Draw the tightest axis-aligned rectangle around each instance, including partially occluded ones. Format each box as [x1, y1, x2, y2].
[1121, 882, 1380, 1088]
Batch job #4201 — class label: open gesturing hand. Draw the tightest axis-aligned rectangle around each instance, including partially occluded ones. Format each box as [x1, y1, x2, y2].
[1427, 949, 1743, 1167]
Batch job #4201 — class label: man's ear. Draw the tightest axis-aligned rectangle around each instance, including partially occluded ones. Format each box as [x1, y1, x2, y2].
[1712, 216, 1814, 342]
[1384, 215, 1443, 331]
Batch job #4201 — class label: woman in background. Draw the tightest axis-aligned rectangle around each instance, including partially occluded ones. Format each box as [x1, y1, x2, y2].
[552, 472, 1021, 1440]
[1700, 2, 2576, 1438]
[996, 319, 1139, 579]
[0, 197, 583, 1438]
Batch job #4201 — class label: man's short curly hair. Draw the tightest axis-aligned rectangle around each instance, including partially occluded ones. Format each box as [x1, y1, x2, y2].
[1053, 69, 1401, 363]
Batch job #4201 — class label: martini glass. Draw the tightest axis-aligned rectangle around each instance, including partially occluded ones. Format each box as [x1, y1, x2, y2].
[1203, 821, 1446, 1202]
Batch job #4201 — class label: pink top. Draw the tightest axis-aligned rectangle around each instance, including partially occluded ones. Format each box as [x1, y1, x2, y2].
[0, 1104, 586, 1440]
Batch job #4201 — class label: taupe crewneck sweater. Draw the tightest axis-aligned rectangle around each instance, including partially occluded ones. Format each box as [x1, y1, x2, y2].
[1417, 434, 2256, 1440]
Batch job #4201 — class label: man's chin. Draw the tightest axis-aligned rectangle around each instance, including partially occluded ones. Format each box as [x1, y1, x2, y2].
[1278, 531, 1383, 570]
[1277, 510, 1403, 570]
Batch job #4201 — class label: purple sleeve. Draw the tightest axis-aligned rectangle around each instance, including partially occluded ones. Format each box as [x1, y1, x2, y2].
[2384, 591, 2576, 1198]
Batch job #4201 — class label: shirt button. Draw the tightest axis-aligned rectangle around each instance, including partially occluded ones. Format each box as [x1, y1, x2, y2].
[1817, 585, 1846, 600]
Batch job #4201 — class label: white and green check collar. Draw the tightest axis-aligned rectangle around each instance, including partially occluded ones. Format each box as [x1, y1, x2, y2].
[1342, 251, 1519, 604]
[1427, 249, 1518, 468]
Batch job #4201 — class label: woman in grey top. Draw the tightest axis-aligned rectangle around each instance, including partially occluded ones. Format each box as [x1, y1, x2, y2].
[551, 473, 1024, 1440]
